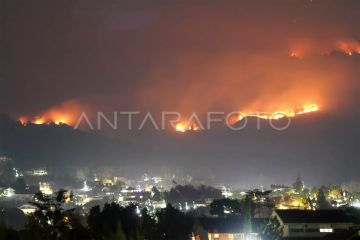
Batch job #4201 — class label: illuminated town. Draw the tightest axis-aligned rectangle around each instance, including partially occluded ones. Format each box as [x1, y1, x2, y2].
[0, 153, 359, 239]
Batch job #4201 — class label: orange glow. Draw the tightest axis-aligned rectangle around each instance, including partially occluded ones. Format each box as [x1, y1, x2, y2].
[175, 103, 320, 132]
[175, 123, 187, 132]
[296, 103, 320, 115]
[17, 100, 84, 127]
[238, 103, 319, 121]
[289, 39, 360, 58]
[18, 116, 29, 125]
[290, 51, 302, 59]
[33, 117, 46, 125]
[63, 216, 70, 223]
[20, 112, 73, 126]
[237, 110, 296, 121]
[336, 40, 360, 56]
[175, 122, 201, 133]
[30, 113, 72, 125]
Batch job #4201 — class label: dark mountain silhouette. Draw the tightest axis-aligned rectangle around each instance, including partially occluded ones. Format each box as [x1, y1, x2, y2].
[0, 113, 135, 171]
[0, 112, 359, 186]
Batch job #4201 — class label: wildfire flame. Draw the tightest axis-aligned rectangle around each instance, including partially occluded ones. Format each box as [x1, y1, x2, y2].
[18, 101, 319, 132]
[175, 122, 201, 133]
[290, 51, 302, 59]
[174, 103, 320, 132]
[17, 100, 84, 126]
[290, 39, 360, 58]
[18, 116, 29, 125]
[296, 103, 320, 115]
[19, 113, 73, 126]
[336, 40, 360, 56]
[237, 103, 319, 121]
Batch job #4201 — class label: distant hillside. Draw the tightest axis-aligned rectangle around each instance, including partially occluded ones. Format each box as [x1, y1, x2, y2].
[0, 112, 359, 186]
[0, 113, 133, 171]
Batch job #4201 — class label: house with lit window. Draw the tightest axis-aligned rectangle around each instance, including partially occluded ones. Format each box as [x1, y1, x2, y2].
[192, 217, 262, 240]
[273, 209, 355, 239]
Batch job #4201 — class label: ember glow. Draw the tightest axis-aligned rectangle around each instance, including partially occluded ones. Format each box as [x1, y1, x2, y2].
[19, 112, 73, 126]
[297, 104, 320, 115]
[290, 39, 360, 58]
[336, 40, 360, 56]
[17, 100, 84, 126]
[237, 103, 319, 121]
[173, 104, 320, 132]
[18, 116, 29, 125]
[175, 122, 201, 133]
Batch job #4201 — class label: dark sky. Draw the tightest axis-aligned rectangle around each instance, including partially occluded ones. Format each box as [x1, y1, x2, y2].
[1, 0, 360, 186]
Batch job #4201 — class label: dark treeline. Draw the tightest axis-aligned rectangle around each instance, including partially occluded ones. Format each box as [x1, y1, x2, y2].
[0, 188, 285, 240]
[164, 184, 222, 203]
[0, 190, 195, 240]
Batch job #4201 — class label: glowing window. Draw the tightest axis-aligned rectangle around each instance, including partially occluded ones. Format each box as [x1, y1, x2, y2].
[320, 228, 333, 233]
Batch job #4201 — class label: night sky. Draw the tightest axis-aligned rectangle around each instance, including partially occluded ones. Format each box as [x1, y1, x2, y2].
[1, 0, 360, 187]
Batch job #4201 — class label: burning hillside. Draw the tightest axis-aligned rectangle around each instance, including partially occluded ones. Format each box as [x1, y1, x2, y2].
[18, 100, 85, 126]
[174, 103, 320, 133]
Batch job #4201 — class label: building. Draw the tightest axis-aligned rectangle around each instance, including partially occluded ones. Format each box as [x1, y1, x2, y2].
[192, 217, 261, 240]
[206, 232, 260, 240]
[320, 229, 360, 240]
[39, 182, 53, 195]
[274, 209, 355, 239]
[18, 204, 38, 215]
[31, 168, 48, 176]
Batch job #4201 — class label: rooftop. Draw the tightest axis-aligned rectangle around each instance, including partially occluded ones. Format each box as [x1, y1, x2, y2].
[275, 209, 352, 224]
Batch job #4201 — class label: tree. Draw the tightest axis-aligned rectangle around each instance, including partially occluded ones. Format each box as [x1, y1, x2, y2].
[246, 189, 273, 208]
[27, 189, 75, 239]
[261, 216, 283, 240]
[165, 185, 222, 204]
[303, 196, 315, 210]
[115, 221, 127, 240]
[328, 185, 342, 199]
[87, 205, 103, 239]
[156, 204, 194, 240]
[209, 198, 242, 217]
[87, 203, 142, 240]
[140, 208, 158, 240]
[310, 187, 319, 199]
[242, 195, 253, 233]
[316, 187, 331, 209]
[293, 174, 304, 193]
[151, 186, 162, 201]
[0, 222, 21, 240]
